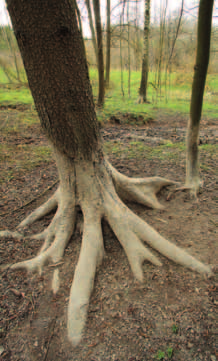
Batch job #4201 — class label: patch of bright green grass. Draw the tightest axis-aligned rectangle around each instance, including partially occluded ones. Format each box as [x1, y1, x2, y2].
[0, 86, 32, 105]
[90, 69, 218, 120]
[0, 67, 217, 120]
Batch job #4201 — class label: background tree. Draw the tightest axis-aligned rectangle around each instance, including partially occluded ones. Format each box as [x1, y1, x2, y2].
[93, 0, 105, 106]
[165, 0, 184, 73]
[138, 0, 151, 103]
[3, 0, 213, 347]
[105, 0, 111, 88]
[119, 7, 125, 96]
[127, 0, 131, 97]
[186, 0, 214, 195]
[85, 0, 98, 63]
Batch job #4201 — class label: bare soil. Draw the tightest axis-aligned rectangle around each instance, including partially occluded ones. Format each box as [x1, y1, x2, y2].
[0, 114, 217, 361]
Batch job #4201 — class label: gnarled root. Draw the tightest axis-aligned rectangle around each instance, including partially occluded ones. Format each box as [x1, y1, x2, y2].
[0, 152, 213, 345]
[18, 188, 59, 230]
[107, 161, 179, 209]
[68, 215, 104, 344]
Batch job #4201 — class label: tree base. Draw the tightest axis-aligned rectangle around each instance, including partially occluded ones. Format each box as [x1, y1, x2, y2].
[137, 95, 150, 104]
[167, 178, 203, 201]
[0, 150, 213, 345]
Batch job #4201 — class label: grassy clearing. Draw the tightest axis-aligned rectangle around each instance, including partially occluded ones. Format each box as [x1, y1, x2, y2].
[104, 140, 217, 173]
[0, 68, 217, 120]
[90, 69, 218, 120]
[104, 140, 186, 161]
[0, 86, 32, 105]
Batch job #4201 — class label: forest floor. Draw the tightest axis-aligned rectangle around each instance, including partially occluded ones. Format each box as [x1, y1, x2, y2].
[0, 111, 217, 361]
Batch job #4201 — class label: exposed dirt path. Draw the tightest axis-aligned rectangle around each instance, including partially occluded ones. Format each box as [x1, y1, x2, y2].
[0, 114, 217, 361]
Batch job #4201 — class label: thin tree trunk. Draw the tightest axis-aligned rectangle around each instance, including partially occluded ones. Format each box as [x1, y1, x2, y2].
[0, 58, 13, 82]
[138, 0, 150, 103]
[127, 1, 131, 98]
[157, 0, 167, 102]
[166, 0, 184, 73]
[4, 27, 21, 82]
[85, 0, 98, 64]
[105, 0, 111, 88]
[186, 0, 214, 194]
[74, 0, 86, 55]
[135, 3, 139, 71]
[120, 14, 124, 97]
[93, 0, 105, 107]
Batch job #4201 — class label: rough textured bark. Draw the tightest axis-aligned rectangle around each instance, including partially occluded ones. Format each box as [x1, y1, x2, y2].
[138, 0, 150, 103]
[6, 0, 100, 159]
[186, 0, 214, 195]
[93, 0, 105, 106]
[85, 0, 98, 64]
[3, 0, 213, 347]
[105, 0, 111, 88]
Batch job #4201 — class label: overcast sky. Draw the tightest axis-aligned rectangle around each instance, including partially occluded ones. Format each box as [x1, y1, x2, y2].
[0, 0, 217, 36]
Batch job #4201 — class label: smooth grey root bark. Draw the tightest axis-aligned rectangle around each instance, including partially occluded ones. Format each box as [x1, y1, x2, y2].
[3, 150, 213, 345]
[186, 0, 214, 195]
[4, 0, 213, 346]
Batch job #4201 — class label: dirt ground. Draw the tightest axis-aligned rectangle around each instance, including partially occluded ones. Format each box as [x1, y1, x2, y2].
[0, 114, 217, 361]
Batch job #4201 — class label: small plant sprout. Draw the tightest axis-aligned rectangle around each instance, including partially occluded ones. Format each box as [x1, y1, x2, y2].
[167, 347, 174, 359]
[172, 324, 179, 334]
[156, 350, 165, 360]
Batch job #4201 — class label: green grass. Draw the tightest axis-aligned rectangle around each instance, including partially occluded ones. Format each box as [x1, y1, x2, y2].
[0, 68, 217, 120]
[0, 85, 32, 105]
[156, 347, 174, 360]
[0, 143, 52, 184]
[90, 69, 218, 120]
[156, 350, 165, 360]
[104, 140, 186, 161]
[172, 324, 179, 334]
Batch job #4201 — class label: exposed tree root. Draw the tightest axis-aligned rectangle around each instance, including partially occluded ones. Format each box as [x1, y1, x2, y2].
[107, 161, 179, 209]
[0, 230, 23, 240]
[166, 181, 204, 201]
[0, 152, 213, 345]
[18, 188, 59, 230]
[0, 180, 58, 217]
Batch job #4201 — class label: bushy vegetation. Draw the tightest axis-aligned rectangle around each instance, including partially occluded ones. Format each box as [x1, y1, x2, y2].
[85, 18, 218, 73]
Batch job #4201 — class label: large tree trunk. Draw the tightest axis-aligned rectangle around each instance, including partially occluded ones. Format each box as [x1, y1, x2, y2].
[138, 0, 150, 103]
[4, 0, 213, 347]
[6, 0, 100, 159]
[93, 0, 105, 107]
[186, 0, 214, 195]
[85, 0, 98, 64]
[105, 0, 111, 88]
